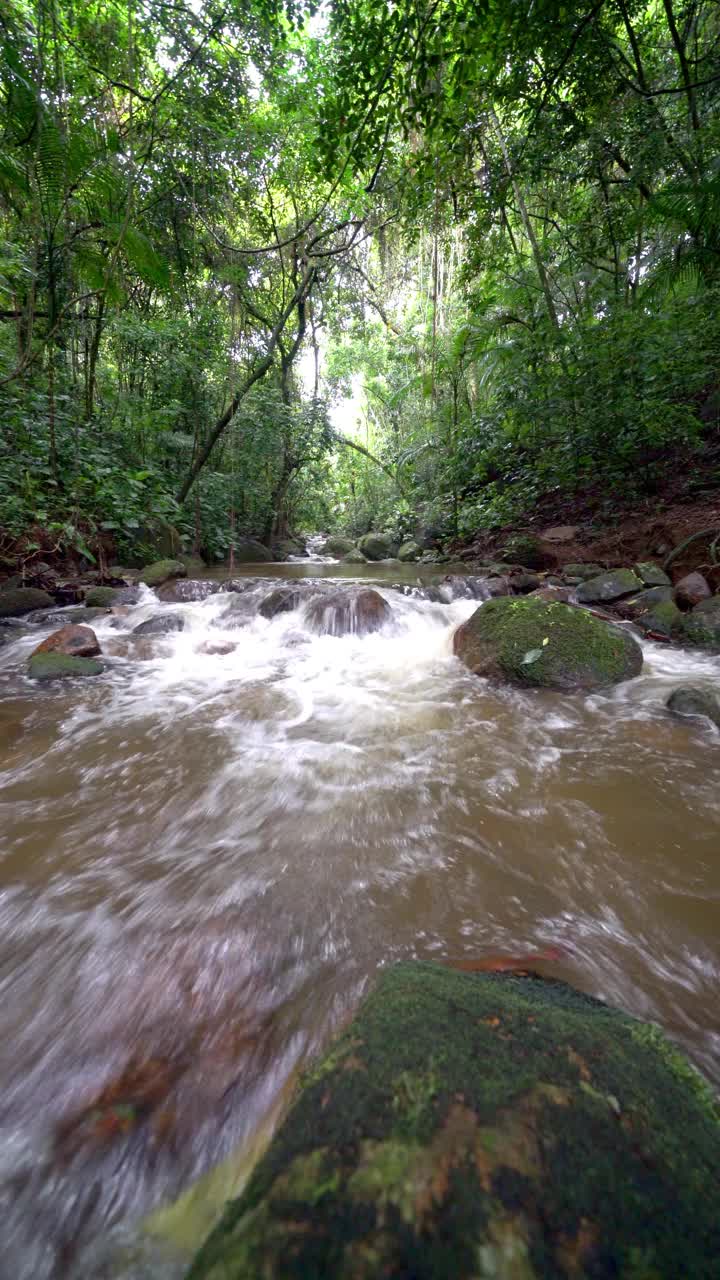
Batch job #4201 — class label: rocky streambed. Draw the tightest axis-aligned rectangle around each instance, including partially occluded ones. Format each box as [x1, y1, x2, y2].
[0, 556, 719, 1277]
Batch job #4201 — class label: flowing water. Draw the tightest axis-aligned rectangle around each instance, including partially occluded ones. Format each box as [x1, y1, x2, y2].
[0, 559, 719, 1277]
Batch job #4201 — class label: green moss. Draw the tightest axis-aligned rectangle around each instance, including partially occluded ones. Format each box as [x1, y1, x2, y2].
[84, 586, 120, 607]
[682, 599, 720, 652]
[27, 652, 103, 680]
[187, 964, 720, 1280]
[0, 587, 54, 617]
[635, 599, 683, 638]
[453, 596, 643, 690]
[140, 558, 188, 587]
[575, 569, 642, 603]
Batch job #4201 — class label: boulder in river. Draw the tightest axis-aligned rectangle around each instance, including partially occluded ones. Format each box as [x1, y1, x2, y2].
[140, 559, 188, 588]
[0, 587, 54, 618]
[358, 532, 399, 561]
[133, 614, 185, 636]
[84, 586, 123, 607]
[27, 653, 103, 680]
[342, 549, 369, 564]
[32, 624, 101, 659]
[667, 686, 720, 730]
[187, 962, 720, 1280]
[258, 588, 303, 619]
[157, 579, 220, 603]
[453, 596, 643, 690]
[575, 568, 642, 603]
[320, 535, 356, 557]
[681, 596, 720, 651]
[674, 572, 712, 609]
[398, 540, 421, 562]
[305, 587, 393, 637]
[231, 538, 274, 563]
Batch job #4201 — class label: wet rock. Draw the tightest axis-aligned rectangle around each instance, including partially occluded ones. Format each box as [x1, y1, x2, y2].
[501, 532, 553, 570]
[674, 571, 712, 609]
[219, 578, 257, 595]
[439, 576, 491, 602]
[157, 579, 220, 603]
[305, 587, 393, 637]
[530, 585, 573, 603]
[667, 686, 720, 730]
[454, 596, 643, 690]
[358, 532, 399, 561]
[681, 596, 720, 652]
[187, 962, 720, 1280]
[258, 588, 303, 619]
[32, 624, 101, 659]
[27, 606, 110, 626]
[199, 640, 237, 656]
[84, 586, 122, 607]
[140, 559, 188, 588]
[615, 586, 674, 619]
[231, 539, 274, 563]
[485, 575, 511, 597]
[575, 568, 642, 603]
[0, 587, 55, 618]
[398, 540, 422, 562]
[342, 549, 369, 564]
[273, 538, 307, 560]
[132, 614, 185, 636]
[319, 535, 356, 557]
[561, 562, 604, 581]
[510, 571, 541, 593]
[633, 561, 671, 587]
[633, 599, 684, 639]
[27, 653, 104, 680]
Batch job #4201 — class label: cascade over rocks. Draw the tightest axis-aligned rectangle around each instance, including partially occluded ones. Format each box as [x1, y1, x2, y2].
[187, 962, 720, 1280]
[454, 596, 643, 690]
[133, 614, 185, 636]
[32, 624, 101, 659]
[305, 587, 393, 637]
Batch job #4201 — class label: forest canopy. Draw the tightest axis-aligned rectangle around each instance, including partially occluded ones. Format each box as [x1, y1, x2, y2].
[1, 0, 718, 565]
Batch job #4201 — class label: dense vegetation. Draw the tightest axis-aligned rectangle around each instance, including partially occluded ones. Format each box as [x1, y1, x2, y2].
[1, 0, 718, 567]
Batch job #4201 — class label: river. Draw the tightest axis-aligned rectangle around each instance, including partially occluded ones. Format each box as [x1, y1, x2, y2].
[0, 556, 718, 1277]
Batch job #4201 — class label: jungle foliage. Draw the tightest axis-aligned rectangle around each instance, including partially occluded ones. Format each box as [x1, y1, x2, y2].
[1, 0, 718, 563]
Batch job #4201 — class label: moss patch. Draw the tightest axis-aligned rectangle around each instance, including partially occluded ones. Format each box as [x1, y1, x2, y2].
[140, 559, 188, 587]
[0, 587, 54, 617]
[27, 652, 103, 680]
[453, 596, 643, 690]
[187, 964, 720, 1280]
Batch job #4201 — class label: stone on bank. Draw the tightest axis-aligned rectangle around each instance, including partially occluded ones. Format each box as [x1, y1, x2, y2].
[186, 962, 720, 1280]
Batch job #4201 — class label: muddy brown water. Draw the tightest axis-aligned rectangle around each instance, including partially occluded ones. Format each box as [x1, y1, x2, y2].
[0, 558, 719, 1277]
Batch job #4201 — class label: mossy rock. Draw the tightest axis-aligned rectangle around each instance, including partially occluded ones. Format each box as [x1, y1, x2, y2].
[85, 586, 121, 607]
[575, 569, 642, 603]
[231, 539, 274, 563]
[453, 596, 643, 690]
[634, 598, 684, 639]
[681, 597, 720, 652]
[634, 561, 671, 587]
[0, 587, 54, 618]
[140, 559, 188, 588]
[342, 549, 369, 564]
[179, 553, 208, 576]
[562, 562, 604, 581]
[27, 653, 104, 680]
[320, 536, 357, 556]
[359, 532, 399, 561]
[187, 963, 720, 1280]
[398, 540, 422, 562]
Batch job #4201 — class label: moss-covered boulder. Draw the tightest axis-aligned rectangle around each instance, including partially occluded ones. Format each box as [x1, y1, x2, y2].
[681, 597, 720, 651]
[453, 597, 642, 690]
[667, 685, 720, 730]
[140, 559, 188, 588]
[320, 535, 357, 557]
[187, 963, 720, 1280]
[575, 568, 642, 603]
[359, 532, 399, 561]
[232, 539, 274, 563]
[342, 549, 369, 564]
[27, 652, 103, 680]
[561, 562, 604, 581]
[84, 585, 121, 607]
[0, 587, 54, 618]
[634, 561, 671, 587]
[398, 540, 422, 562]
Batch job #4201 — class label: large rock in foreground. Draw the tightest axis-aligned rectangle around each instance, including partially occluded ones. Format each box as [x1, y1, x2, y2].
[305, 587, 392, 636]
[454, 597, 642, 690]
[187, 963, 720, 1280]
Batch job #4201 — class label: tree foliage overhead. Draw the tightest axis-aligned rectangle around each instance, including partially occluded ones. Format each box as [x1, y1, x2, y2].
[1, 0, 718, 563]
